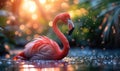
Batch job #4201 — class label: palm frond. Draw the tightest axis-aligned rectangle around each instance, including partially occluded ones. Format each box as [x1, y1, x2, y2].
[97, 5, 120, 17]
[113, 8, 120, 32]
[102, 15, 113, 42]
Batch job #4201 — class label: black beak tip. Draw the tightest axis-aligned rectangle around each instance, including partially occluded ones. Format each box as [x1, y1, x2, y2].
[68, 28, 74, 35]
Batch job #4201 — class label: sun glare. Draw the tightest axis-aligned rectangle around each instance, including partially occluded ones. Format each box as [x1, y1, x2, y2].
[39, 0, 46, 4]
[21, 0, 37, 13]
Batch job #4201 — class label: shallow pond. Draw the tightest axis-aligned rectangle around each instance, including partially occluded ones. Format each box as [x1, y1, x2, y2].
[0, 48, 120, 71]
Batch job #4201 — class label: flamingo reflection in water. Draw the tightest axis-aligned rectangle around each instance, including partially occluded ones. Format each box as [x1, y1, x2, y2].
[18, 60, 68, 71]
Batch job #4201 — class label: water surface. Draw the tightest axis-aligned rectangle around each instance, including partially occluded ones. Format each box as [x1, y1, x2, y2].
[0, 48, 120, 71]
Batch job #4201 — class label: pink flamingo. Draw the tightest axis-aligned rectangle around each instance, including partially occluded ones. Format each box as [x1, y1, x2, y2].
[13, 13, 74, 60]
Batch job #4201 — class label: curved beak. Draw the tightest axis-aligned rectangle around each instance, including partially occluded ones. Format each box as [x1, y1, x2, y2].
[68, 19, 74, 35]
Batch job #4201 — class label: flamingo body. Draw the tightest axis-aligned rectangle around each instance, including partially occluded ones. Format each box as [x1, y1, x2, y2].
[13, 12, 74, 60]
[24, 36, 62, 60]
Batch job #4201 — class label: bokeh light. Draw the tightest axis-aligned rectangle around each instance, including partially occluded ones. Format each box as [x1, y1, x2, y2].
[10, 0, 14, 3]
[31, 14, 38, 20]
[20, 24, 25, 30]
[21, 0, 37, 13]
[61, 2, 69, 9]
[49, 21, 53, 27]
[39, 0, 46, 4]
[69, 8, 88, 18]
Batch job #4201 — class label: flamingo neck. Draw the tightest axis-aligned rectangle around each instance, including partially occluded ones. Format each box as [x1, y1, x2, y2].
[52, 17, 70, 59]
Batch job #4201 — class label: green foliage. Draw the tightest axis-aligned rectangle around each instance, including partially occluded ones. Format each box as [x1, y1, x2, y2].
[0, 16, 7, 27]
[67, 0, 120, 48]
[71, 16, 98, 46]
[0, 27, 16, 47]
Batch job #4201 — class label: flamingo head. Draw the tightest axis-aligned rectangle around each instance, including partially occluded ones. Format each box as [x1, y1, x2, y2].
[58, 12, 74, 35]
